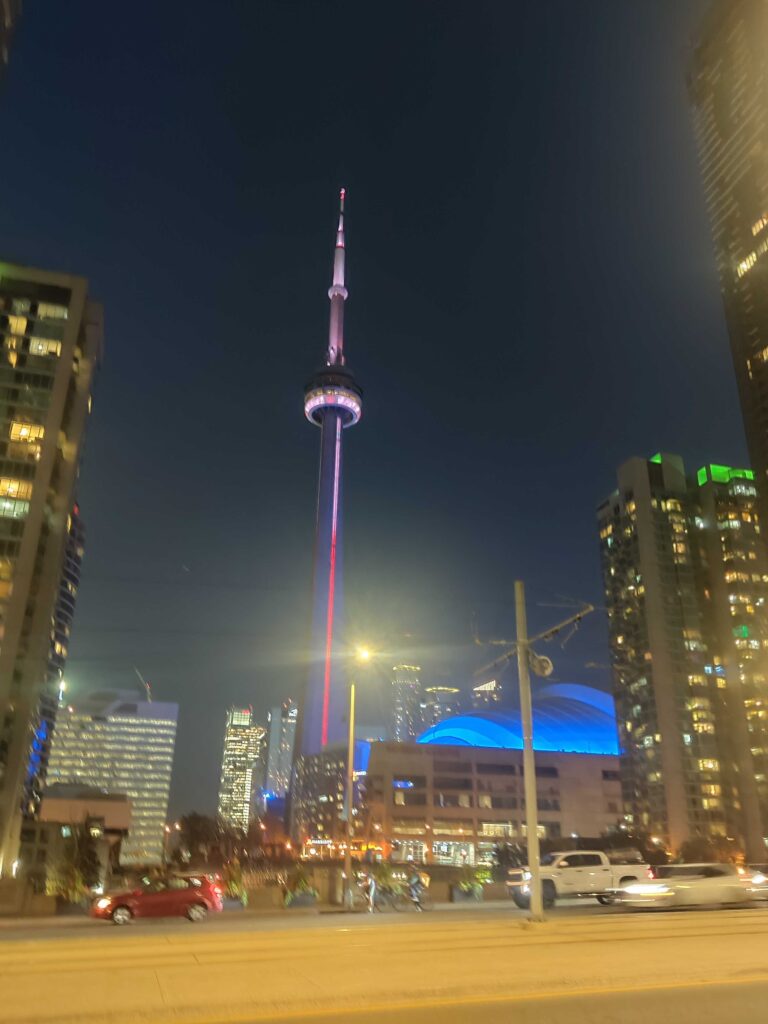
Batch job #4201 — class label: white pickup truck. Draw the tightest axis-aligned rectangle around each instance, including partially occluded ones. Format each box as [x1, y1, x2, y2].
[507, 850, 650, 908]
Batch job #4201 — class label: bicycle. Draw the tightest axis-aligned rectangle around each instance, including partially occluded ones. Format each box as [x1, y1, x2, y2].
[393, 888, 433, 912]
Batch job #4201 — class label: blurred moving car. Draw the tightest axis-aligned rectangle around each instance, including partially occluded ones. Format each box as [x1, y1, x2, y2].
[746, 864, 768, 899]
[91, 874, 224, 925]
[617, 863, 751, 910]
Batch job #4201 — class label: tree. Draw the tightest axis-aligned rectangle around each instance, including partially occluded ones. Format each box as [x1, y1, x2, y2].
[678, 835, 741, 864]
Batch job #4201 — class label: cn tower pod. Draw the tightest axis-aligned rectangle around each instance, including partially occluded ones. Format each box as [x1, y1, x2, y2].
[304, 365, 363, 427]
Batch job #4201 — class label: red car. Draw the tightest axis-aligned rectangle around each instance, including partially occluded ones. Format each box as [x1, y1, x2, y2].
[91, 874, 223, 925]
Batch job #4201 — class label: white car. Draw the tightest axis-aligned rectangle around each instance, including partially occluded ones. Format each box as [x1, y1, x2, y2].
[616, 863, 751, 910]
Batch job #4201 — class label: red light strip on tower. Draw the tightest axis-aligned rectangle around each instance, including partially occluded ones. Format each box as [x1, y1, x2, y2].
[321, 415, 343, 746]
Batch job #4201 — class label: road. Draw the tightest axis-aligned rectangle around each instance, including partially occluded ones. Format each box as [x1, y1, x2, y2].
[3, 903, 768, 1022]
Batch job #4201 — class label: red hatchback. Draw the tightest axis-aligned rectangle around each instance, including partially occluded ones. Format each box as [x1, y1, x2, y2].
[92, 875, 224, 925]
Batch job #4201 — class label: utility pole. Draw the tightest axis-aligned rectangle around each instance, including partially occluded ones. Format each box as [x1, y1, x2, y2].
[343, 680, 356, 910]
[475, 584, 594, 922]
[515, 580, 544, 922]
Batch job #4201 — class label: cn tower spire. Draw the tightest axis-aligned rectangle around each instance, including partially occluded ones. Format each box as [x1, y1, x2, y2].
[327, 187, 348, 366]
[299, 191, 363, 756]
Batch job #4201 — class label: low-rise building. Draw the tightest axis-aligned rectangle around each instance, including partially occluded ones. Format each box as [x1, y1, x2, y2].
[292, 684, 621, 865]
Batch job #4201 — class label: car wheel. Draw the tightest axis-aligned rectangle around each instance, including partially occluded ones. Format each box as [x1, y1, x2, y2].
[542, 881, 556, 909]
[511, 890, 530, 910]
[596, 895, 614, 906]
[111, 906, 133, 926]
[187, 903, 208, 923]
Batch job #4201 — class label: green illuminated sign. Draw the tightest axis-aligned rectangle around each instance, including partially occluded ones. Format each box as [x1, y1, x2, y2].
[697, 464, 755, 487]
[733, 625, 750, 639]
[649, 453, 663, 464]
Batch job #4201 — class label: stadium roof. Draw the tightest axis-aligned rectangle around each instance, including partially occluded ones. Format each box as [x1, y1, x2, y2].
[417, 683, 619, 756]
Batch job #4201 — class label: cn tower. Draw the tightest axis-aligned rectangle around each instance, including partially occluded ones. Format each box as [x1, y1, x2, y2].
[300, 190, 362, 755]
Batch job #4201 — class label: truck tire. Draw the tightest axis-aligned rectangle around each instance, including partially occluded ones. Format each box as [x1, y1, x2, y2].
[542, 880, 556, 909]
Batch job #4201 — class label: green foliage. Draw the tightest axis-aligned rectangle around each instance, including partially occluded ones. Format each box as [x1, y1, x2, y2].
[678, 835, 741, 864]
[456, 865, 484, 896]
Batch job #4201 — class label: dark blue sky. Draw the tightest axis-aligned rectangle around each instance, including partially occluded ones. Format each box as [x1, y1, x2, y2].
[0, 1, 739, 815]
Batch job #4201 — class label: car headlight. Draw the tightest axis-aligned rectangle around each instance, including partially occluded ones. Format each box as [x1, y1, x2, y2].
[623, 883, 671, 895]
[523, 870, 532, 881]
[95, 898, 112, 910]
[752, 872, 766, 885]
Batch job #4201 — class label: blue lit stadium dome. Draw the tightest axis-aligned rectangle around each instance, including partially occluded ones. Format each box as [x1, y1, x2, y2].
[417, 683, 619, 756]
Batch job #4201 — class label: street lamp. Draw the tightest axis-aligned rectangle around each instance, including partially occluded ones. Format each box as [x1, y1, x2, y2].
[344, 644, 373, 910]
[475, 582, 593, 922]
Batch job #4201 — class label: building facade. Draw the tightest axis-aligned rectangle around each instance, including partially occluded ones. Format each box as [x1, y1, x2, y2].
[46, 691, 177, 866]
[471, 679, 502, 708]
[598, 453, 768, 856]
[688, 0, 768, 526]
[0, 264, 102, 876]
[300, 191, 363, 755]
[420, 687, 461, 730]
[24, 504, 85, 819]
[0, 1, 20, 84]
[217, 707, 265, 830]
[265, 700, 297, 799]
[390, 664, 422, 742]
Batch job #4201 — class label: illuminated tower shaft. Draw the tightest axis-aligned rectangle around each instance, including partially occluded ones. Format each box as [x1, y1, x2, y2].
[301, 191, 362, 755]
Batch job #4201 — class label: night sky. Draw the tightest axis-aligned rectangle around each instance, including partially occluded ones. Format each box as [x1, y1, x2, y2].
[0, 1, 741, 816]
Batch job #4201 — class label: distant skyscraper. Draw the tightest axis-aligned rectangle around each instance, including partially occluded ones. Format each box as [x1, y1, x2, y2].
[300, 191, 363, 756]
[471, 679, 502, 708]
[24, 504, 86, 818]
[47, 691, 177, 865]
[420, 687, 461, 730]
[390, 665, 421, 742]
[265, 700, 297, 798]
[217, 707, 265, 831]
[0, 264, 102, 877]
[688, 0, 768, 525]
[0, 1, 20, 83]
[598, 453, 766, 856]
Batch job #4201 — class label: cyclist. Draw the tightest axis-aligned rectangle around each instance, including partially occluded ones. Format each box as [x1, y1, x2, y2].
[407, 866, 425, 910]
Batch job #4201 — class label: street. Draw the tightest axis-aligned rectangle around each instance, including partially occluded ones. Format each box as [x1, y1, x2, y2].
[3, 902, 768, 1022]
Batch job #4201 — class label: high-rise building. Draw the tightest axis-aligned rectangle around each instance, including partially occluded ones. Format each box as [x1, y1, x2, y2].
[24, 503, 86, 817]
[688, 1, 768, 525]
[265, 699, 297, 798]
[300, 190, 363, 756]
[0, 1, 20, 83]
[217, 707, 265, 831]
[390, 665, 422, 742]
[0, 264, 102, 876]
[471, 680, 502, 708]
[696, 462, 768, 847]
[597, 453, 767, 856]
[420, 687, 461, 730]
[46, 690, 178, 866]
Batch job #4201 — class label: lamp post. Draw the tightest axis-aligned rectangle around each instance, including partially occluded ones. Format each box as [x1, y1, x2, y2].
[474, 583, 593, 922]
[344, 645, 371, 910]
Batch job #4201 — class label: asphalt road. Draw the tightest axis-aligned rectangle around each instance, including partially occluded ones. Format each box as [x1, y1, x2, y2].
[3, 902, 768, 1023]
[0, 897, 614, 941]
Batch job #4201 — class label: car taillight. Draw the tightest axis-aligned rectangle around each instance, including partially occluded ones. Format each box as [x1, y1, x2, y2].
[646, 866, 655, 879]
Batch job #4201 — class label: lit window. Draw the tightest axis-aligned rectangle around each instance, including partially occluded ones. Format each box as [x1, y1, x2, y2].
[36, 303, 68, 321]
[0, 479, 32, 500]
[0, 499, 29, 519]
[7, 315, 27, 334]
[29, 338, 61, 357]
[9, 422, 44, 443]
